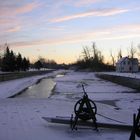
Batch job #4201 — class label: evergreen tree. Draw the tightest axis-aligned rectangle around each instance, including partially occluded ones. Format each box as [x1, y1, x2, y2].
[1, 47, 11, 71]
[16, 53, 22, 71]
[34, 60, 42, 70]
[1, 46, 30, 72]
[10, 50, 16, 71]
[21, 57, 30, 71]
[24, 58, 30, 71]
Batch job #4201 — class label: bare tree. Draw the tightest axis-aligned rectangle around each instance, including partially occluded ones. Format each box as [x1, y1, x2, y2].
[91, 42, 104, 63]
[92, 42, 97, 59]
[117, 48, 122, 60]
[129, 43, 136, 58]
[137, 44, 140, 60]
[82, 46, 90, 61]
[110, 50, 116, 67]
[98, 51, 104, 63]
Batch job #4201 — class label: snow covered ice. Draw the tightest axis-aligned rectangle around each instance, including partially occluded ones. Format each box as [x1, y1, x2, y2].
[0, 70, 139, 140]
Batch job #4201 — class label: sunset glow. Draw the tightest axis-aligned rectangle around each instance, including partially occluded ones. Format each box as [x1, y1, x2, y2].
[0, 0, 140, 64]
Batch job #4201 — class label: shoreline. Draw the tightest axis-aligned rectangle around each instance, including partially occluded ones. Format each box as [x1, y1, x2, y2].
[9, 71, 66, 98]
[8, 77, 46, 98]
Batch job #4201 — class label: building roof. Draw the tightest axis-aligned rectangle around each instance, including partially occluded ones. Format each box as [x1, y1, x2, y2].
[116, 57, 138, 64]
[116, 57, 128, 64]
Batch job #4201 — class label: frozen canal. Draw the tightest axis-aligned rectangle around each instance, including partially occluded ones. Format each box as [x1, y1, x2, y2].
[15, 71, 139, 113]
[13, 70, 140, 123]
[17, 78, 55, 98]
[51, 72, 139, 110]
[0, 70, 139, 140]
[16, 74, 64, 98]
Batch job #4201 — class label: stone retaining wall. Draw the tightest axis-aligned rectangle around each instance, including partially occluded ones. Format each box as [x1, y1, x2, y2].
[0, 70, 54, 82]
[96, 73, 140, 91]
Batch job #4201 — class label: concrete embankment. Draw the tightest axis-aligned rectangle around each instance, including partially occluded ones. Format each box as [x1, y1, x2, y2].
[96, 73, 140, 91]
[0, 70, 54, 82]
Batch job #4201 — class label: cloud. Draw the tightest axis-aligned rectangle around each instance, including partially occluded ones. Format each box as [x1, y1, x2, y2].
[10, 30, 110, 47]
[74, 0, 103, 7]
[114, 24, 140, 33]
[0, 1, 41, 17]
[48, 26, 65, 31]
[0, 18, 14, 25]
[50, 8, 130, 23]
[15, 2, 41, 15]
[6, 26, 21, 33]
[0, 1, 41, 35]
[9, 23, 140, 48]
[99, 34, 140, 41]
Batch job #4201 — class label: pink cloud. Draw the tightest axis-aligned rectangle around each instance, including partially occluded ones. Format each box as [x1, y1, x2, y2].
[9, 23, 140, 48]
[50, 8, 130, 23]
[0, 19, 13, 25]
[74, 0, 103, 7]
[0, 2, 41, 17]
[10, 30, 110, 48]
[0, 2, 41, 34]
[99, 34, 140, 41]
[6, 26, 21, 33]
[15, 2, 41, 14]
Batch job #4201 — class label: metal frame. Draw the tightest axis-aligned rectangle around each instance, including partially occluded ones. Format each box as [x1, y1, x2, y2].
[129, 107, 140, 140]
[71, 84, 98, 130]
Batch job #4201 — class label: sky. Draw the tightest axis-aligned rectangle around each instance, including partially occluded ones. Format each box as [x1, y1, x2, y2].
[0, 0, 140, 64]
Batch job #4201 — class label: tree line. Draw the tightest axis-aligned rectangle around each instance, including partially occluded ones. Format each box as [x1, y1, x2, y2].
[0, 42, 139, 72]
[74, 42, 140, 71]
[0, 44, 68, 72]
[74, 43, 114, 71]
[0, 46, 30, 72]
[32, 57, 68, 70]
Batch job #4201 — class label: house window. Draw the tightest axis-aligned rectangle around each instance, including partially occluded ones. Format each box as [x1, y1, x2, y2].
[123, 62, 126, 65]
[133, 61, 138, 65]
[128, 61, 130, 65]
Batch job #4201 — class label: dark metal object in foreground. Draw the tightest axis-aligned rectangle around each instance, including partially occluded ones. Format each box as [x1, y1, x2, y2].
[42, 116, 132, 130]
[71, 84, 98, 130]
[129, 107, 140, 140]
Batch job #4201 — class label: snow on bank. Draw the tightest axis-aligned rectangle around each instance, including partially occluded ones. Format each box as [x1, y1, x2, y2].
[52, 71, 140, 122]
[0, 98, 130, 140]
[0, 70, 139, 140]
[0, 70, 66, 98]
[99, 71, 140, 79]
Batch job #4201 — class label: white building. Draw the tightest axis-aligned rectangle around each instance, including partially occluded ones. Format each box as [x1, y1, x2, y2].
[116, 57, 139, 72]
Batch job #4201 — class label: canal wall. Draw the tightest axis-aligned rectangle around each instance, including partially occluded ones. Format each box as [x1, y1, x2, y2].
[96, 73, 140, 91]
[0, 70, 54, 82]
